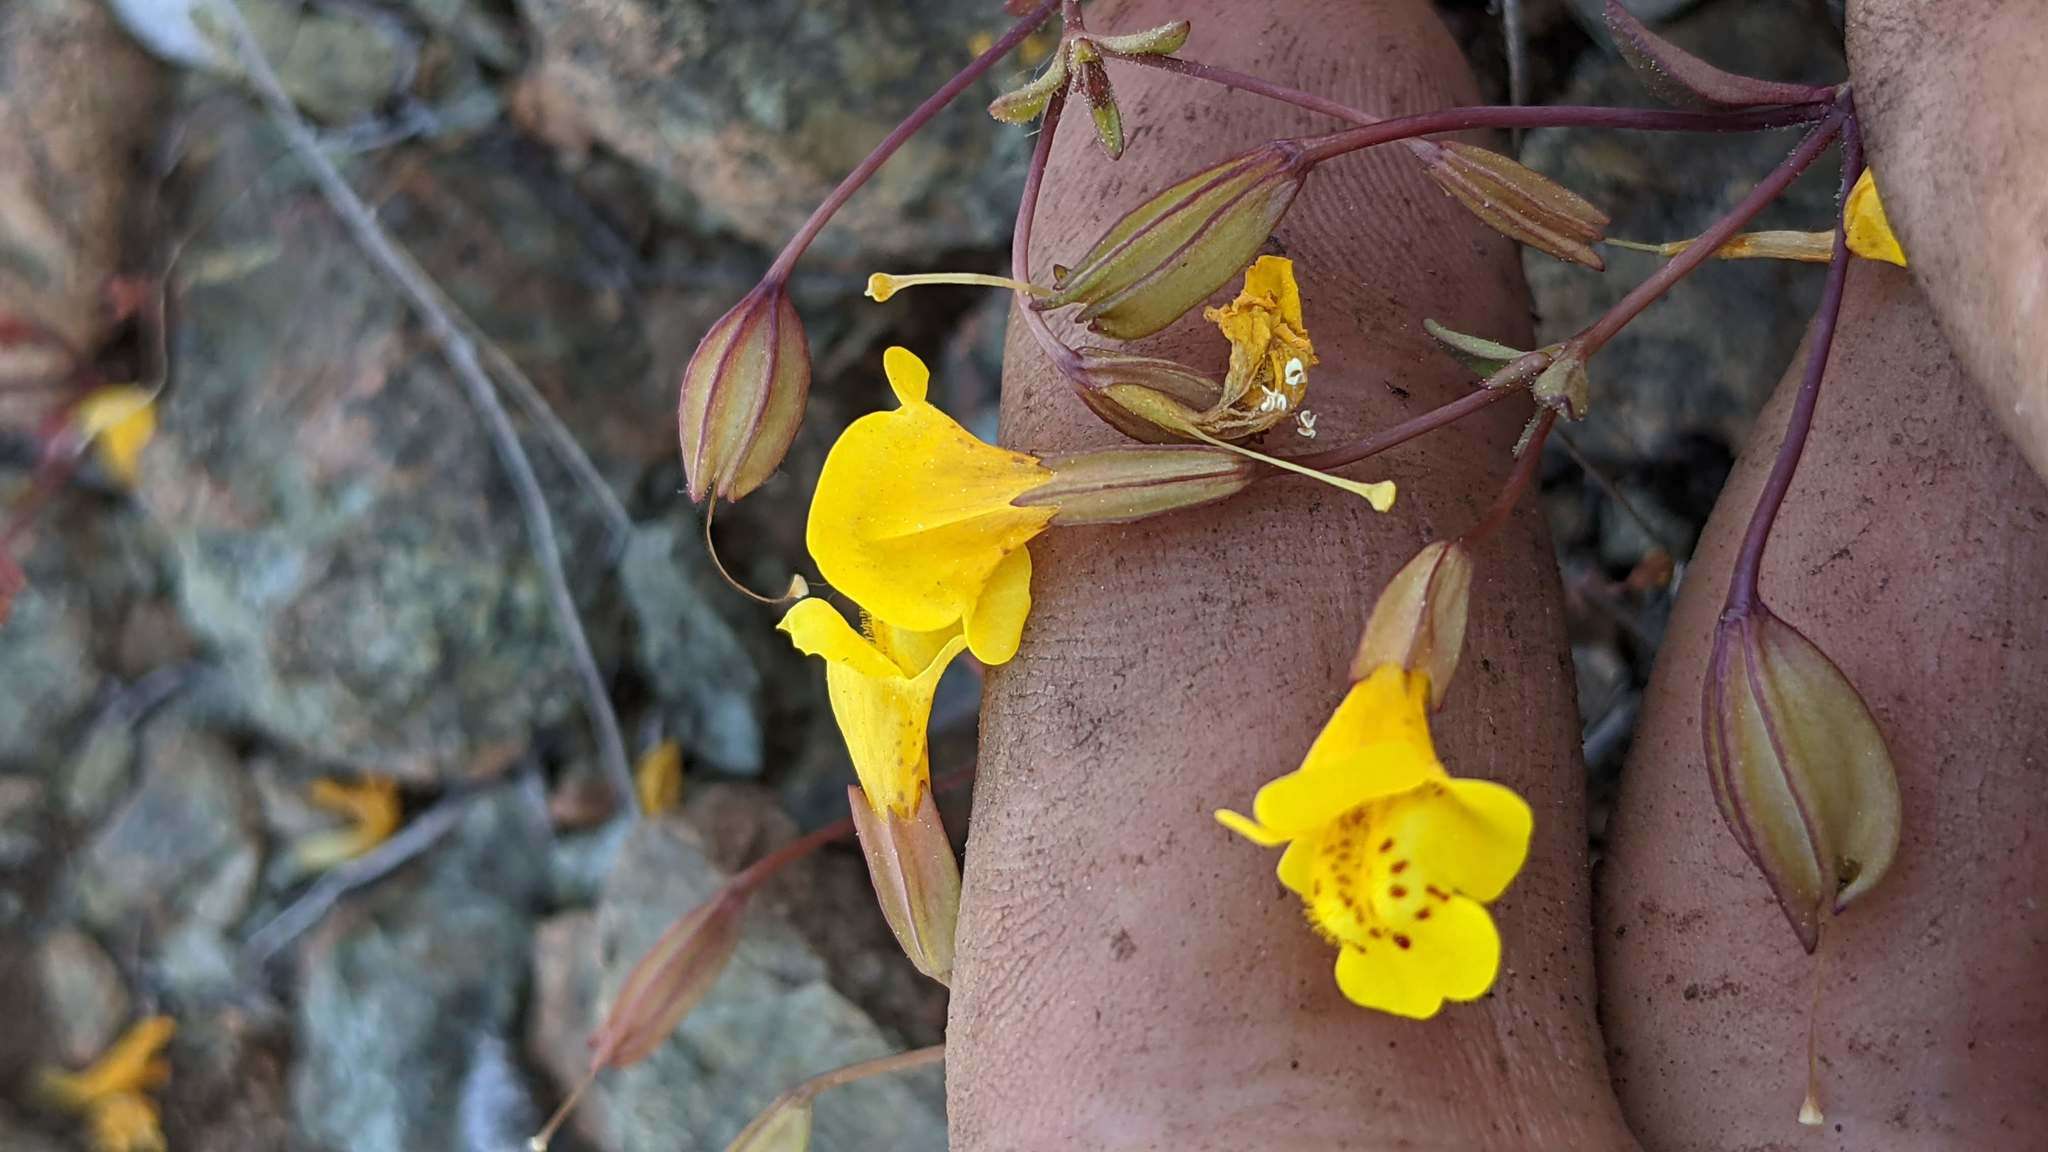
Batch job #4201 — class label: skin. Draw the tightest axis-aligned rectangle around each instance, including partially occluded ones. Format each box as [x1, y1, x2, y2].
[1599, 262, 2048, 1150]
[947, 1, 1637, 1148]
[1847, 0, 2048, 480]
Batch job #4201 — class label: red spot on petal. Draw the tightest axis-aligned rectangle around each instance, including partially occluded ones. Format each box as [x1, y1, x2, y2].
[1389, 885, 1408, 899]
[1393, 934, 1412, 950]
[1378, 838, 1395, 854]
[1415, 908, 1432, 921]
[1390, 860, 1409, 874]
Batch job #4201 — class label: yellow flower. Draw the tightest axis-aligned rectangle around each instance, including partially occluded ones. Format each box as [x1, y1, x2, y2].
[72, 386, 158, 487]
[292, 776, 402, 870]
[1199, 255, 1317, 439]
[779, 597, 968, 818]
[39, 1016, 174, 1152]
[806, 347, 1052, 665]
[1844, 169, 1906, 267]
[1216, 666, 1532, 1019]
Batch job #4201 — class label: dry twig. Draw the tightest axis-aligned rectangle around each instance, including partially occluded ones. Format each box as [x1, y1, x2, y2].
[207, 0, 637, 816]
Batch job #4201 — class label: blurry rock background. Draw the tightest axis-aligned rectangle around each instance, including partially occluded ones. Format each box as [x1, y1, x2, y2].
[0, 0, 1848, 1148]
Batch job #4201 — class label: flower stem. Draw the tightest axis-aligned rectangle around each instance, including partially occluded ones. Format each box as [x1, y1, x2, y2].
[730, 767, 978, 896]
[1726, 114, 1861, 615]
[1577, 111, 1845, 357]
[1013, 91, 1088, 379]
[1106, 52, 1378, 126]
[763, 0, 1060, 283]
[792, 1044, 947, 1102]
[1461, 409, 1556, 548]
[1291, 351, 1550, 472]
[1297, 101, 1833, 166]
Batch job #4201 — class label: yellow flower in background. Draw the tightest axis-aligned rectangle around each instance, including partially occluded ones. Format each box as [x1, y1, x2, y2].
[1216, 666, 1532, 1019]
[292, 776, 402, 871]
[806, 347, 1052, 665]
[1201, 255, 1317, 438]
[72, 386, 158, 487]
[780, 597, 968, 818]
[39, 1016, 174, 1152]
[1844, 169, 1906, 267]
[634, 741, 684, 815]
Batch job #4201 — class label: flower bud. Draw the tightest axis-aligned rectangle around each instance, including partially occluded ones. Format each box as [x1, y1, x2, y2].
[724, 1091, 813, 1152]
[1419, 141, 1610, 269]
[678, 283, 810, 503]
[1703, 606, 1902, 952]
[1092, 19, 1191, 58]
[1349, 541, 1474, 708]
[1038, 142, 1310, 340]
[1070, 42, 1125, 160]
[1019, 444, 1256, 525]
[848, 784, 960, 985]
[590, 882, 749, 1066]
[988, 54, 1067, 125]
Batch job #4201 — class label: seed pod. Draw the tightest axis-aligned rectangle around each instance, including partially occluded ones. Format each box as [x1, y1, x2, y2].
[590, 883, 749, 1066]
[1069, 41, 1124, 160]
[1021, 444, 1256, 525]
[1350, 541, 1474, 708]
[1702, 606, 1902, 952]
[1038, 142, 1310, 340]
[1070, 348, 1220, 443]
[1092, 19, 1191, 58]
[1419, 141, 1610, 269]
[848, 785, 961, 985]
[678, 283, 810, 503]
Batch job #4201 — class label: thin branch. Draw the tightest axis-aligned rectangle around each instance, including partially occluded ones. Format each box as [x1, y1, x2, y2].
[210, 0, 637, 816]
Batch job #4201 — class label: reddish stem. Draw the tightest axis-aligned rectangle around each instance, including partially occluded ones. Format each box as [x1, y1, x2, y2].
[763, 0, 1060, 283]
[1298, 101, 1832, 166]
[1577, 111, 1845, 355]
[1462, 409, 1557, 548]
[1291, 351, 1550, 472]
[730, 767, 977, 895]
[1725, 116, 1861, 614]
[1012, 91, 1087, 379]
[1109, 52, 1378, 126]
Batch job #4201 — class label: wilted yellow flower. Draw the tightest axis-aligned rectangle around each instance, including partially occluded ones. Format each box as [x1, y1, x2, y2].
[1843, 168, 1906, 266]
[72, 386, 157, 487]
[634, 741, 684, 815]
[806, 347, 1051, 665]
[1216, 666, 1531, 1019]
[1199, 255, 1317, 439]
[292, 776, 402, 871]
[779, 598, 966, 819]
[39, 1016, 175, 1152]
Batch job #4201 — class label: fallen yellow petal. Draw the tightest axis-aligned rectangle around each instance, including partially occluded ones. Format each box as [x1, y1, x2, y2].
[634, 741, 684, 815]
[293, 776, 403, 870]
[1844, 169, 1907, 266]
[39, 1016, 176, 1109]
[72, 386, 157, 487]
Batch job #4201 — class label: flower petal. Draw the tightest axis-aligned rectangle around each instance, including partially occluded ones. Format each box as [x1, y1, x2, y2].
[1275, 835, 1317, 896]
[1334, 942, 1442, 1019]
[883, 345, 930, 404]
[1241, 254, 1303, 330]
[964, 544, 1032, 664]
[1433, 779, 1535, 903]
[806, 400, 1053, 635]
[1404, 893, 1502, 1002]
[1249, 668, 1439, 835]
[779, 598, 901, 680]
[821, 633, 967, 816]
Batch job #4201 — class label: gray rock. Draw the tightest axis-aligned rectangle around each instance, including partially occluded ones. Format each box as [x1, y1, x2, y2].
[0, 582, 98, 770]
[76, 724, 262, 938]
[34, 928, 130, 1065]
[619, 525, 762, 776]
[161, 1005, 299, 1152]
[292, 785, 547, 1152]
[0, 1108, 65, 1152]
[515, 0, 1031, 261]
[526, 816, 945, 1152]
[1522, 0, 1844, 464]
[142, 105, 603, 780]
[0, 773, 45, 869]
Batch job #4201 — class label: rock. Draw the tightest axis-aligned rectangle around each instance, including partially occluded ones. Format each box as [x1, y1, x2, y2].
[526, 815, 945, 1152]
[618, 525, 762, 776]
[34, 928, 130, 1065]
[1522, 0, 1844, 465]
[293, 784, 547, 1152]
[141, 104, 603, 779]
[1567, 0, 1700, 25]
[60, 725, 137, 824]
[0, 581, 98, 771]
[0, 773, 45, 869]
[76, 723, 262, 938]
[514, 0, 1032, 262]
[0, 1108, 65, 1152]
[161, 1006, 297, 1152]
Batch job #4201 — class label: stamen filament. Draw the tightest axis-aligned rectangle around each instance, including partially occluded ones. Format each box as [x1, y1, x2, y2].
[1190, 428, 1395, 511]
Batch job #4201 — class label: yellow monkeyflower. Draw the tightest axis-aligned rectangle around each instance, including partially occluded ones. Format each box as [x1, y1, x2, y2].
[1216, 666, 1532, 1019]
[780, 597, 968, 818]
[292, 776, 402, 870]
[72, 386, 158, 487]
[1200, 255, 1317, 439]
[39, 1016, 174, 1152]
[807, 347, 1052, 666]
[1844, 168, 1906, 267]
